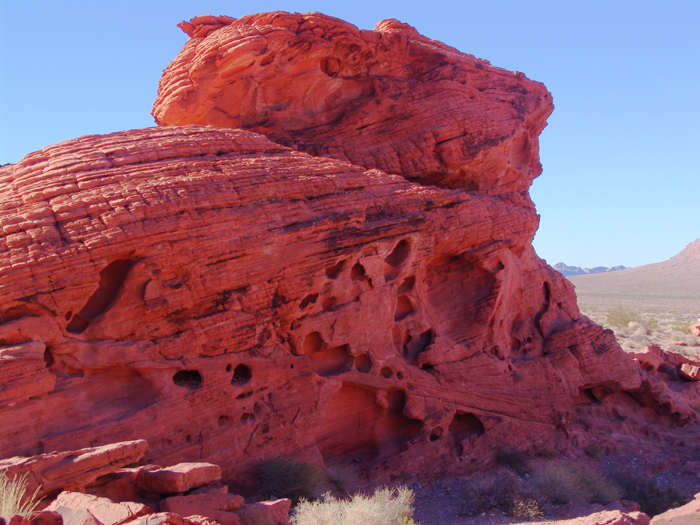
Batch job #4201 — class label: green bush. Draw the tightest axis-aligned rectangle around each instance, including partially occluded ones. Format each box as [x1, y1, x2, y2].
[614, 473, 688, 517]
[0, 471, 43, 518]
[258, 457, 326, 504]
[291, 487, 418, 525]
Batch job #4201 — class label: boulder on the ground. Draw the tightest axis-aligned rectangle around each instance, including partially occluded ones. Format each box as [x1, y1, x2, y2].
[134, 464, 221, 495]
[0, 441, 148, 498]
[46, 492, 149, 525]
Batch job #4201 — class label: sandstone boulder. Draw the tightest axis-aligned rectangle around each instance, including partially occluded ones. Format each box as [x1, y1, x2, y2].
[134, 464, 221, 495]
[679, 364, 700, 382]
[46, 492, 149, 525]
[234, 500, 290, 525]
[690, 323, 700, 338]
[559, 510, 650, 525]
[0, 442, 148, 498]
[650, 492, 700, 524]
[160, 494, 244, 519]
[154, 12, 552, 195]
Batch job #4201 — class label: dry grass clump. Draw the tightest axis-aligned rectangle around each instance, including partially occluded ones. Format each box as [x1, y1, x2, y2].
[258, 457, 326, 504]
[496, 447, 532, 475]
[463, 467, 542, 517]
[463, 460, 622, 518]
[533, 461, 621, 504]
[291, 487, 418, 525]
[0, 471, 43, 518]
[605, 307, 639, 328]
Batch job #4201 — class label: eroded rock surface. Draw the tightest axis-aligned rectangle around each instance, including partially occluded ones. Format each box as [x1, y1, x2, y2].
[1, 12, 699, 496]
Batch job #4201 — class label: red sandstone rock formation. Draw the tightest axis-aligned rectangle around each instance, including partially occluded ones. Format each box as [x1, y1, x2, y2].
[153, 12, 551, 195]
[0, 441, 148, 498]
[1, 12, 699, 502]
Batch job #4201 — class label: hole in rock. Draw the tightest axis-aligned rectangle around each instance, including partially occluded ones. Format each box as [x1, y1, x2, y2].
[301, 332, 324, 355]
[65, 316, 89, 334]
[236, 391, 254, 400]
[66, 259, 135, 334]
[430, 427, 443, 442]
[380, 389, 423, 451]
[325, 260, 346, 279]
[299, 293, 319, 309]
[350, 262, 366, 280]
[449, 412, 485, 443]
[231, 364, 252, 385]
[241, 413, 255, 424]
[310, 344, 353, 377]
[173, 370, 203, 390]
[425, 255, 495, 343]
[315, 385, 421, 464]
[64, 311, 72, 321]
[322, 297, 337, 311]
[384, 240, 411, 281]
[385, 239, 410, 268]
[226, 364, 232, 372]
[43, 348, 55, 368]
[354, 353, 372, 373]
[218, 415, 232, 428]
[398, 276, 415, 294]
[403, 330, 433, 365]
[380, 367, 393, 378]
[303, 332, 324, 354]
[396, 371, 404, 380]
[185, 434, 192, 443]
[394, 295, 414, 321]
[420, 363, 435, 373]
[320, 56, 342, 77]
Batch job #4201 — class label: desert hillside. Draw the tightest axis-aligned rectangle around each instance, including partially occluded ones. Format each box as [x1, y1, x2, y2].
[567, 238, 700, 312]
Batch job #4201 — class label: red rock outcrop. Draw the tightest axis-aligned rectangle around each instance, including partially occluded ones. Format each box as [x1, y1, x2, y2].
[1, 11, 699, 499]
[0, 441, 148, 498]
[153, 12, 551, 195]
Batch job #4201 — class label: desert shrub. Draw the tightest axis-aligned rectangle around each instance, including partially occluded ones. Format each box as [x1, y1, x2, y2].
[584, 443, 605, 459]
[258, 457, 326, 504]
[644, 318, 659, 331]
[533, 461, 620, 504]
[463, 467, 536, 515]
[509, 498, 544, 519]
[0, 471, 43, 518]
[325, 464, 360, 496]
[537, 447, 558, 459]
[614, 473, 687, 517]
[606, 307, 638, 328]
[496, 447, 532, 475]
[291, 487, 418, 525]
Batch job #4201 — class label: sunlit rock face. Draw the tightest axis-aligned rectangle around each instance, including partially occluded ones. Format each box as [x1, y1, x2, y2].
[1, 12, 696, 493]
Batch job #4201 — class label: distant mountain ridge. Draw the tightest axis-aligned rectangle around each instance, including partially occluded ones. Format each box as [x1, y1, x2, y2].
[565, 238, 700, 302]
[554, 262, 628, 276]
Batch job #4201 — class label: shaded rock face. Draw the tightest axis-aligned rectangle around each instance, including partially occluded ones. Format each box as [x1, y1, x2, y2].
[1, 12, 697, 493]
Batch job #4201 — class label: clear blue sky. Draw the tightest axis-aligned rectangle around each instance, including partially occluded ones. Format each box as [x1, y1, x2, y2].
[1, 1, 697, 268]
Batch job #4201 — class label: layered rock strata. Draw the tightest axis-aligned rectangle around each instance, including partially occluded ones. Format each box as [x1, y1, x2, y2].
[1, 12, 698, 495]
